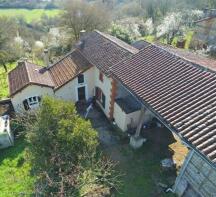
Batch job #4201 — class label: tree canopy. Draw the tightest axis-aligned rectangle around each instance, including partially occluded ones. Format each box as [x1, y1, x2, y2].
[21, 97, 119, 196]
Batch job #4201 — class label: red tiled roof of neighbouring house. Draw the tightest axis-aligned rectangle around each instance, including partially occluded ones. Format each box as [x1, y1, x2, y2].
[48, 49, 92, 89]
[77, 31, 139, 75]
[194, 16, 216, 23]
[111, 44, 216, 164]
[8, 61, 55, 96]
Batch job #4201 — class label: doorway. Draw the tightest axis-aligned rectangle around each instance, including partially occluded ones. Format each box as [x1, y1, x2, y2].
[77, 86, 86, 101]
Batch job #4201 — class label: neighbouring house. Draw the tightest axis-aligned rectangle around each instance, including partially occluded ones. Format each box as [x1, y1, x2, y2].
[193, 9, 216, 50]
[8, 30, 216, 196]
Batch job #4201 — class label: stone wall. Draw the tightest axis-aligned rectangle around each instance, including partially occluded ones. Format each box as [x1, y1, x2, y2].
[175, 150, 216, 197]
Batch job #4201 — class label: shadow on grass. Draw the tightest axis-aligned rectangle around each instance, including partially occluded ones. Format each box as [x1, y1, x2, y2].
[0, 137, 27, 164]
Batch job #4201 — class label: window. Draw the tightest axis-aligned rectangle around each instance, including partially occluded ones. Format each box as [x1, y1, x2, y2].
[99, 72, 103, 82]
[78, 74, 84, 84]
[23, 96, 41, 111]
[95, 87, 106, 109]
[23, 99, 30, 111]
[102, 93, 106, 108]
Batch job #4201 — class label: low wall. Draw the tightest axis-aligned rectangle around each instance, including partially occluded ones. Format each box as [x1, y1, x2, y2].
[113, 102, 140, 132]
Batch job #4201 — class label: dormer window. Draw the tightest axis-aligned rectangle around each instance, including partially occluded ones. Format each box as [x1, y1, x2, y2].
[99, 72, 103, 82]
[78, 74, 84, 84]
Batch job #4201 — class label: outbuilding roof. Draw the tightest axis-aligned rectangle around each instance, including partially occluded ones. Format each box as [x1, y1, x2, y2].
[8, 61, 55, 96]
[111, 44, 216, 164]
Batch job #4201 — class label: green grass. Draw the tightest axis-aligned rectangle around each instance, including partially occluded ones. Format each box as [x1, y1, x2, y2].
[116, 143, 177, 197]
[0, 138, 35, 197]
[0, 63, 16, 99]
[0, 9, 61, 23]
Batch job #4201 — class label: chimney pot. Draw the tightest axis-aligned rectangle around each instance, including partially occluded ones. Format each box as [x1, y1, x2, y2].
[44, 49, 49, 66]
[17, 58, 27, 67]
[80, 30, 86, 38]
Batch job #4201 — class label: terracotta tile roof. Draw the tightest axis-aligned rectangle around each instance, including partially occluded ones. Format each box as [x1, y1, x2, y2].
[131, 40, 151, 50]
[156, 43, 216, 72]
[111, 44, 216, 164]
[78, 31, 138, 75]
[8, 62, 55, 96]
[48, 50, 92, 89]
[8, 49, 92, 95]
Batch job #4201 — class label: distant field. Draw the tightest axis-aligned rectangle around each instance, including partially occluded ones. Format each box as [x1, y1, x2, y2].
[0, 9, 61, 22]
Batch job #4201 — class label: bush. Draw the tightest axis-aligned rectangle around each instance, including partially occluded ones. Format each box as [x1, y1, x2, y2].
[19, 97, 120, 196]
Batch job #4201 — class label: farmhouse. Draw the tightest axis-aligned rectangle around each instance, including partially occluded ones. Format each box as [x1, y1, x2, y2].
[8, 30, 216, 196]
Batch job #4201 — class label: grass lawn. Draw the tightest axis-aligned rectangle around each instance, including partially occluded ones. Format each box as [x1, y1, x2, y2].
[0, 137, 35, 197]
[0, 9, 61, 23]
[0, 63, 16, 99]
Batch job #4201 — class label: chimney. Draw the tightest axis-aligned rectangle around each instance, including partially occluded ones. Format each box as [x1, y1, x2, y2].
[44, 49, 49, 66]
[17, 58, 28, 67]
[80, 30, 86, 38]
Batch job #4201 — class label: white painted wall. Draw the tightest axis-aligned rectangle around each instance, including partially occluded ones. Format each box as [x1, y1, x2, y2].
[55, 67, 95, 102]
[11, 85, 54, 113]
[94, 67, 112, 118]
[113, 102, 141, 132]
[11, 66, 112, 118]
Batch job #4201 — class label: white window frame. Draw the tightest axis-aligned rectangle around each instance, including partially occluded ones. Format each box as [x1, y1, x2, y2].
[27, 96, 40, 109]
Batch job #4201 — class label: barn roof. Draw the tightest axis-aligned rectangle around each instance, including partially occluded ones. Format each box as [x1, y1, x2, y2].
[111, 44, 216, 164]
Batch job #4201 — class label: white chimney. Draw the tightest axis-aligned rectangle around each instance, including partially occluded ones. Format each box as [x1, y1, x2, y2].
[44, 49, 49, 66]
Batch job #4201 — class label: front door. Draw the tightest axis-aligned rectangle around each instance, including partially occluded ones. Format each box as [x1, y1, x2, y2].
[78, 86, 86, 101]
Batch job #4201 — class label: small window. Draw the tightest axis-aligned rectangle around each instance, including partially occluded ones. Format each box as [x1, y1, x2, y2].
[23, 99, 30, 111]
[99, 72, 103, 82]
[102, 93, 106, 108]
[78, 74, 84, 84]
[24, 96, 41, 109]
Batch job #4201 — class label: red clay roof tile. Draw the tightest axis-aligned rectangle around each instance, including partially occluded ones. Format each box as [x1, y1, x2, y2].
[111, 44, 216, 164]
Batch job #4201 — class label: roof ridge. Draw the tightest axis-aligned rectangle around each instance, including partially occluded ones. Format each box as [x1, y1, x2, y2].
[94, 30, 138, 54]
[23, 61, 31, 83]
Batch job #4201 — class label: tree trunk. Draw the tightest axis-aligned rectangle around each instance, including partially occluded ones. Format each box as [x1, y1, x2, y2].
[3, 63, 7, 72]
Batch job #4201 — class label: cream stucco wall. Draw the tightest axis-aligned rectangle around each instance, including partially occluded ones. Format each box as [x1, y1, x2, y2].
[11, 66, 113, 118]
[94, 67, 112, 118]
[113, 102, 141, 132]
[11, 85, 54, 113]
[54, 67, 95, 102]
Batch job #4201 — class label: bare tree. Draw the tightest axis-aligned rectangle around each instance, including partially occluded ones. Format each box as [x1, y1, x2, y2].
[61, 0, 111, 40]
